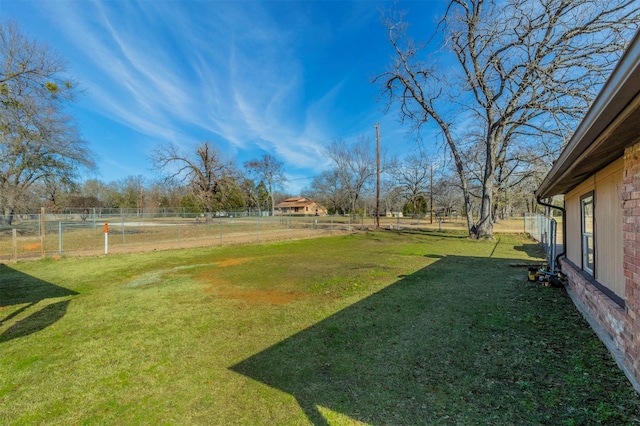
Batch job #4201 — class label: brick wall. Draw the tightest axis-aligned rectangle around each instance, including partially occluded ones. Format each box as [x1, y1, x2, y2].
[562, 260, 626, 348]
[558, 143, 640, 390]
[622, 143, 640, 383]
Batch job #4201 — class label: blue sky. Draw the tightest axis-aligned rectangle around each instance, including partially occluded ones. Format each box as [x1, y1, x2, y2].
[3, 0, 445, 193]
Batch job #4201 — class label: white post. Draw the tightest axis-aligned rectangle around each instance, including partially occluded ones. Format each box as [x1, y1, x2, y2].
[104, 222, 109, 255]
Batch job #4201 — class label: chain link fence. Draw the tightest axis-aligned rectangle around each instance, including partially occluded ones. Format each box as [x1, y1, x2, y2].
[0, 210, 356, 262]
[524, 213, 560, 270]
[0, 209, 471, 262]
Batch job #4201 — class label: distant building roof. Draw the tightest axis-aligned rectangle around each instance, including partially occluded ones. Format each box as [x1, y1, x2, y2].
[275, 197, 317, 209]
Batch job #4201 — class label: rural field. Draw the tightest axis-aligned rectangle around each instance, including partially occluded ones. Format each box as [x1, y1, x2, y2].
[1, 228, 638, 424]
[0, 214, 525, 262]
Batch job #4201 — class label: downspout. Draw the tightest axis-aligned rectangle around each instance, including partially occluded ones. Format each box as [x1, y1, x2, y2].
[536, 196, 566, 272]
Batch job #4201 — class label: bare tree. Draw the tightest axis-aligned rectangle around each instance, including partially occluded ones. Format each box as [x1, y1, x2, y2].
[381, 183, 406, 215]
[0, 20, 95, 224]
[433, 172, 464, 218]
[376, 0, 639, 238]
[307, 169, 349, 214]
[239, 178, 270, 214]
[151, 142, 238, 216]
[117, 175, 146, 211]
[324, 137, 377, 214]
[390, 152, 431, 215]
[244, 154, 286, 216]
[144, 179, 184, 209]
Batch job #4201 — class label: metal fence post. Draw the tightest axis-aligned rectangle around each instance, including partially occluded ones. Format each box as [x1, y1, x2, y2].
[40, 207, 46, 259]
[122, 212, 126, 253]
[59, 222, 63, 256]
[12, 229, 17, 262]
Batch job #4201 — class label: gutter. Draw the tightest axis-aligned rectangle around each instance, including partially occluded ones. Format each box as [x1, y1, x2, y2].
[536, 196, 566, 272]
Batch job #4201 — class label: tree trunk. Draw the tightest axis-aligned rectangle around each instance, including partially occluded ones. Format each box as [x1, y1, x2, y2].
[464, 194, 474, 235]
[472, 133, 497, 239]
[268, 182, 275, 217]
[0, 207, 15, 226]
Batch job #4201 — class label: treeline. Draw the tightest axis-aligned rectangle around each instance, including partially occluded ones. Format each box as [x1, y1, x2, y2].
[13, 153, 287, 219]
[304, 137, 543, 220]
[22, 176, 260, 214]
[8, 136, 542, 222]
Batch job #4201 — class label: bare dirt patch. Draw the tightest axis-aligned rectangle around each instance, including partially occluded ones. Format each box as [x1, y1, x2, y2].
[198, 258, 249, 293]
[216, 258, 248, 268]
[195, 257, 307, 304]
[216, 287, 308, 305]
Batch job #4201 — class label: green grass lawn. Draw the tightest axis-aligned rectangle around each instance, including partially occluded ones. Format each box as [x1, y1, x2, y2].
[1, 230, 639, 425]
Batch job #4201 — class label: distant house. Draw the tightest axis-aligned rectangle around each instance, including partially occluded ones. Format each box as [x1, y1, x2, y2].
[536, 31, 640, 391]
[274, 197, 328, 216]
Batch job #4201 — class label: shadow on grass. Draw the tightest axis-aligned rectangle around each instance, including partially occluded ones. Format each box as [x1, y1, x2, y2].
[230, 255, 639, 424]
[0, 264, 77, 342]
[391, 228, 468, 239]
[513, 242, 547, 258]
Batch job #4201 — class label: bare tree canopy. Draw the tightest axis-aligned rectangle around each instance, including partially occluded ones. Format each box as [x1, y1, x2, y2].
[244, 154, 287, 216]
[151, 141, 238, 214]
[376, 0, 639, 238]
[308, 168, 348, 215]
[324, 137, 377, 215]
[390, 152, 431, 215]
[0, 20, 95, 225]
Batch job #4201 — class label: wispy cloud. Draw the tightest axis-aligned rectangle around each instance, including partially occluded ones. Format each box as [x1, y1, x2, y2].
[29, 0, 402, 184]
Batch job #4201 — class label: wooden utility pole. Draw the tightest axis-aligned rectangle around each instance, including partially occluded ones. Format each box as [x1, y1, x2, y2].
[430, 164, 433, 224]
[139, 185, 143, 217]
[375, 124, 380, 229]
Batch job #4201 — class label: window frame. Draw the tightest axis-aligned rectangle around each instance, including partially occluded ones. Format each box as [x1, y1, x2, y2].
[581, 191, 595, 276]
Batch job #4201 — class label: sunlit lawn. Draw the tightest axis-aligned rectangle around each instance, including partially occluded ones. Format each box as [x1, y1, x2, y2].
[1, 230, 639, 424]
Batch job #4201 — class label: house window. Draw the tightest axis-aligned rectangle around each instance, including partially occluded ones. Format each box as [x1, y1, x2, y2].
[581, 192, 595, 275]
